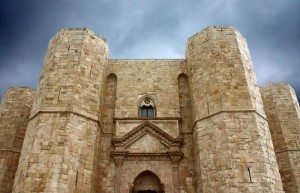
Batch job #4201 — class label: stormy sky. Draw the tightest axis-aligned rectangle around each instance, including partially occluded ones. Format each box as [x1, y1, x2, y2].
[0, 0, 300, 102]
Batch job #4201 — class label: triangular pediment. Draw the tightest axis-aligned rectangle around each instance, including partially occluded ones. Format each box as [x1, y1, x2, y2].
[127, 134, 169, 153]
[112, 121, 183, 148]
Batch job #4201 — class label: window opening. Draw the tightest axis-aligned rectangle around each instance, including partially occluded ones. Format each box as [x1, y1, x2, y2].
[141, 106, 154, 118]
[139, 97, 156, 118]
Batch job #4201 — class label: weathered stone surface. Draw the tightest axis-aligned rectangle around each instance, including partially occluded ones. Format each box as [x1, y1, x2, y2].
[186, 26, 283, 193]
[12, 28, 108, 193]
[0, 87, 35, 193]
[0, 26, 298, 193]
[31, 28, 108, 121]
[261, 83, 300, 193]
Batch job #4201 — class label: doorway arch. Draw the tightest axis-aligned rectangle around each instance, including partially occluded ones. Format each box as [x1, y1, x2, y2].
[131, 170, 164, 193]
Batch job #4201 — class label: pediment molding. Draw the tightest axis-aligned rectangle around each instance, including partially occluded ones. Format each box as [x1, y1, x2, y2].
[112, 121, 183, 148]
[111, 151, 183, 162]
[111, 121, 183, 164]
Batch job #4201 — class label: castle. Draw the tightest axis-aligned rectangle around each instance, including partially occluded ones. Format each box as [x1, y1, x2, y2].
[0, 26, 300, 193]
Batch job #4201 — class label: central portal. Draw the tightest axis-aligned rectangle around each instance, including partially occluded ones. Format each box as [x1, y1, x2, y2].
[131, 171, 164, 193]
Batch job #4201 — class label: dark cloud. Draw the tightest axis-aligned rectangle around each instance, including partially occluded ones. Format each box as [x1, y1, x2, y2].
[0, 0, 300, 101]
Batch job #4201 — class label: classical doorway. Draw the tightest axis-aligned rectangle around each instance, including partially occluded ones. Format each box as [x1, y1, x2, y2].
[131, 171, 164, 193]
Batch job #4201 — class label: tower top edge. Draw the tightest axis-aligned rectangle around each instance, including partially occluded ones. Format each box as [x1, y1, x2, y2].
[57, 28, 107, 42]
[260, 82, 292, 88]
[187, 26, 243, 41]
[7, 86, 36, 91]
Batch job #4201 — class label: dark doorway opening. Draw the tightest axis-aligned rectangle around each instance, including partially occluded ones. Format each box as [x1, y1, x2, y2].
[131, 171, 164, 193]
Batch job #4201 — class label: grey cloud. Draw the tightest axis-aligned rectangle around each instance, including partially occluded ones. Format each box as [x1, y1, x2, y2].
[0, 0, 300, 100]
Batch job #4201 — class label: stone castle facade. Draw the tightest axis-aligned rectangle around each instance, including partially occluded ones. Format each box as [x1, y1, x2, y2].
[0, 26, 300, 193]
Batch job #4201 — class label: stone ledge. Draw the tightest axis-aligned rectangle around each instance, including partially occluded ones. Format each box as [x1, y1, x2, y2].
[29, 110, 99, 122]
[193, 109, 267, 128]
[114, 117, 181, 122]
[0, 149, 21, 154]
[275, 149, 300, 154]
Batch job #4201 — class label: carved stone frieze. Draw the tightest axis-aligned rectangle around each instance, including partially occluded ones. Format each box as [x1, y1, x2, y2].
[111, 121, 183, 163]
[168, 152, 183, 166]
[112, 121, 183, 147]
[111, 151, 126, 166]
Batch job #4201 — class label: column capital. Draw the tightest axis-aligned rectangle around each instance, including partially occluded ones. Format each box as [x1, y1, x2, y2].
[111, 151, 127, 166]
[168, 152, 183, 166]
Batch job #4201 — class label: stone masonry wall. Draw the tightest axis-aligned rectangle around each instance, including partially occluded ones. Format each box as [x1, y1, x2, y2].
[107, 59, 187, 118]
[30, 28, 108, 120]
[2, 26, 295, 193]
[177, 73, 195, 192]
[0, 87, 35, 193]
[178, 73, 193, 134]
[105, 59, 196, 193]
[186, 26, 283, 192]
[13, 28, 108, 193]
[261, 83, 300, 193]
[13, 113, 100, 192]
[97, 73, 118, 193]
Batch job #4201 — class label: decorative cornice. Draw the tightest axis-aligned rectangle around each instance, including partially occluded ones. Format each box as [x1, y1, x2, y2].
[111, 151, 183, 162]
[112, 121, 183, 148]
[111, 151, 127, 166]
[168, 152, 183, 166]
[114, 117, 182, 122]
[111, 121, 184, 163]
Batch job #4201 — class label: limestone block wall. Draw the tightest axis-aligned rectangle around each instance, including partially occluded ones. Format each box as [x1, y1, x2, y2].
[177, 73, 195, 192]
[30, 28, 108, 120]
[179, 134, 196, 193]
[186, 26, 283, 192]
[97, 73, 118, 192]
[178, 73, 192, 134]
[102, 73, 117, 134]
[107, 59, 187, 118]
[114, 119, 180, 138]
[13, 28, 108, 193]
[261, 83, 300, 193]
[0, 87, 35, 193]
[104, 59, 196, 193]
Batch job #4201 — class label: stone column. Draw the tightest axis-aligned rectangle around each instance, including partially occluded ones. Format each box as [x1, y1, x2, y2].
[186, 26, 283, 192]
[12, 28, 109, 193]
[169, 152, 182, 193]
[261, 83, 300, 193]
[111, 152, 126, 193]
[0, 87, 35, 193]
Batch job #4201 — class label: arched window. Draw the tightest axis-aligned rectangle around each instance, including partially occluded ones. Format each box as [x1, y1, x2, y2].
[139, 97, 156, 118]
